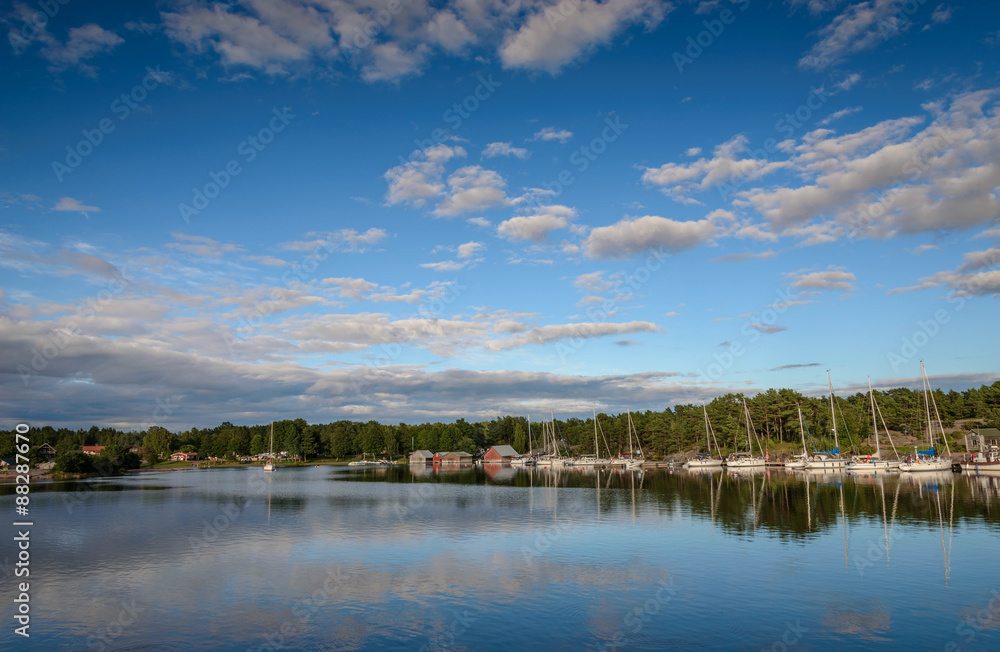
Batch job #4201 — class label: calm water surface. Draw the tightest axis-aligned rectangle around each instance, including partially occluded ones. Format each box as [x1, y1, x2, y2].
[2, 465, 999, 651]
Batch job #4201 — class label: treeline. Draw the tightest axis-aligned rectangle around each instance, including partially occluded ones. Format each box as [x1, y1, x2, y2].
[3, 382, 999, 463]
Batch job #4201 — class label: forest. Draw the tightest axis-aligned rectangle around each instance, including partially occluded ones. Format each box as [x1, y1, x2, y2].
[4, 381, 999, 465]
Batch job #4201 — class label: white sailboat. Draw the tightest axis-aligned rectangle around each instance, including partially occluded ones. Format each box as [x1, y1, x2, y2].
[727, 398, 767, 468]
[785, 404, 811, 469]
[847, 377, 899, 472]
[804, 371, 850, 471]
[900, 361, 953, 473]
[263, 422, 276, 472]
[576, 406, 614, 467]
[685, 405, 725, 469]
[618, 409, 645, 469]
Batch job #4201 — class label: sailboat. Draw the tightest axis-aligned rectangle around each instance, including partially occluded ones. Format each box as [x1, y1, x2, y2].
[804, 371, 850, 471]
[847, 377, 900, 472]
[785, 403, 811, 469]
[618, 409, 645, 469]
[685, 405, 725, 469]
[900, 361, 953, 472]
[727, 398, 767, 468]
[263, 422, 276, 472]
[576, 406, 613, 467]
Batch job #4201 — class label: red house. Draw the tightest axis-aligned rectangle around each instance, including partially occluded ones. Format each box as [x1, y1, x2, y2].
[432, 452, 446, 464]
[484, 445, 519, 463]
[171, 452, 198, 461]
[82, 446, 106, 455]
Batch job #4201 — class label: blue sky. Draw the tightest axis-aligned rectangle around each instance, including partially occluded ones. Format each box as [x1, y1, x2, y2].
[1, 0, 998, 429]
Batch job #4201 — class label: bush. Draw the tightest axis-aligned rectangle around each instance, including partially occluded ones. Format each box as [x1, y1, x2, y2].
[54, 452, 95, 474]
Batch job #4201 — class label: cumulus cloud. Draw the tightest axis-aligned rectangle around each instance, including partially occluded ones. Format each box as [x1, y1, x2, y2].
[583, 211, 730, 259]
[54, 197, 100, 213]
[798, 0, 908, 71]
[786, 267, 857, 293]
[434, 166, 509, 217]
[482, 142, 530, 159]
[384, 144, 466, 207]
[499, 0, 669, 73]
[530, 127, 574, 143]
[497, 205, 576, 242]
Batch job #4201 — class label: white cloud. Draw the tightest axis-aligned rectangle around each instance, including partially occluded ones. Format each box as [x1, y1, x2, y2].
[642, 134, 786, 203]
[166, 233, 243, 258]
[786, 267, 857, 293]
[21, 22, 125, 76]
[818, 106, 863, 126]
[798, 0, 907, 71]
[583, 212, 728, 259]
[434, 165, 509, 217]
[457, 241, 486, 258]
[384, 144, 466, 207]
[482, 142, 530, 159]
[484, 321, 660, 351]
[931, 4, 952, 24]
[499, 0, 669, 74]
[466, 217, 492, 228]
[497, 205, 576, 242]
[530, 127, 573, 143]
[685, 147, 702, 157]
[53, 197, 100, 213]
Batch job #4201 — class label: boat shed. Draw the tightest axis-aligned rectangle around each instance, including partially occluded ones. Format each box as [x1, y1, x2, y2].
[483, 445, 519, 463]
[410, 450, 434, 464]
[441, 451, 473, 464]
[967, 428, 1000, 452]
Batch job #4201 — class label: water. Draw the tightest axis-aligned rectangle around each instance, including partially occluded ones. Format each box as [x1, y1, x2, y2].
[2, 466, 999, 651]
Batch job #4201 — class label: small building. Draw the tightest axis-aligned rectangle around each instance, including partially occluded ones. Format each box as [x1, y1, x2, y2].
[38, 443, 57, 459]
[441, 451, 473, 464]
[483, 445, 519, 463]
[967, 428, 1000, 453]
[410, 450, 434, 464]
[82, 446, 106, 456]
[433, 452, 447, 464]
[171, 452, 198, 461]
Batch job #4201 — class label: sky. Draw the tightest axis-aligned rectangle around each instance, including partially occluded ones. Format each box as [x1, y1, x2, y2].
[1, 0, 998, 430]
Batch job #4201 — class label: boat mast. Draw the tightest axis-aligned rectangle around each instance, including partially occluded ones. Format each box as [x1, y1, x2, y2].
[703, 405, 711, 455]
[593, 404, 599, 458]
[868, 376, 880, 457]
[827, 370, 840, 453]
[797, 403, 808, 458]
[742, 398, 753, 456]
[921, 360, 933, 456]
[923, 361, 952, 456]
